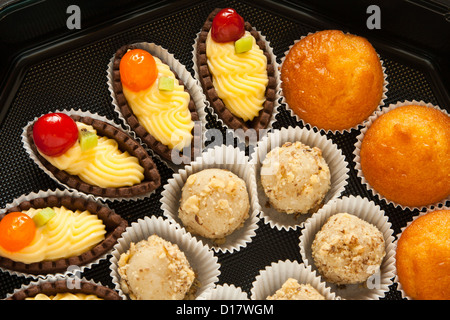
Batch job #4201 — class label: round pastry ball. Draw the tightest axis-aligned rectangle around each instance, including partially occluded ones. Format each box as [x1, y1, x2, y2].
[261, 141, 331, 214]
[281, 30, 384, 131]
[311, 213, 386, 285]
[178, 168, 250, 241]
[396, 210, 450, 300]
[267, 278, 325, 300]
[360, 105, 450, 207]
[117, 235, 195, 300]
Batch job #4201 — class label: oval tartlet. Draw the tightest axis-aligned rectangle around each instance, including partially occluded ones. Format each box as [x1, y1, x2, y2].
[26, 114, 161, 199]
[0, 194, 127, 275]
[196, 8, 278, 135]
[112, 44, 202, 165]
[6, 279, 122, 300]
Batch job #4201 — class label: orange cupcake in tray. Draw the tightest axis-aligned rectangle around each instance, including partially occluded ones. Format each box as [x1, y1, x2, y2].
[281, 30, 387, 133]
[395, 209, 450, 300]
[354, 101, 450, 209]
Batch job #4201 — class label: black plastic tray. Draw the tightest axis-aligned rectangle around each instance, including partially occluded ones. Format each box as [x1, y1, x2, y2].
[0, 0, 449, 300]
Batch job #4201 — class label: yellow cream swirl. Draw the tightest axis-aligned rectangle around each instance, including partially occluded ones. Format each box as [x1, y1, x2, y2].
[122, 56, 194, 151]
[27, 293, 103, 300]
[0, 206, 106, 264]
[39, 122, 144, 188]
[206, 31, 268, 122]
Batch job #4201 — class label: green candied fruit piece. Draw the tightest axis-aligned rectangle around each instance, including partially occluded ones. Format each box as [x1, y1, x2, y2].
[234, 36, 253, 54]
[79, 128, 98, 151]
[33, 207, 56, 227]
[158, 76, 174, 91]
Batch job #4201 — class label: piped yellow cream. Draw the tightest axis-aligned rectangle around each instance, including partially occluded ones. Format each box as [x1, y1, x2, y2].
[0, 206, 106, 264]
[122, 56, 194, 151]
[27, 293, 103, 300]
[39, 122, 144, 188]
[206, 30, 268, 122]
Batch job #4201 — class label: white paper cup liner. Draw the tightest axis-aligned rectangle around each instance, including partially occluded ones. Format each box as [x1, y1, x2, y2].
[197, 284, 249, 300]
[161, 144, 260, 253]
[279, 31, 388, 134]
[393, 205, 450, 300]
[109, 215, 220, 300]
[22, 108, 159, 202]
[0, 189, 118, 279]
[250, 126, 349, 230]
[192, 26, 281, 146]
[299, 195, 396, 300]
[354, 100, 450, 211]
[250, 259, 338, 300]
[107, 41, 208, 171]
[4, 275, 118, 300]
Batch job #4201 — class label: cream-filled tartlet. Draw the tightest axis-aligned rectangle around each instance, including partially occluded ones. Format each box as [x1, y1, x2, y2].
[39, 122, 144, 188]
[27, 112, 160, 198]
[311, 213, 386, 285]
[206, 29, 268, 122]
[118, 234, 195, 300]
[261, 141, 331, 214]
[0, 206, 106, 265]
[196, 8, 278, 136]
[178, 168, 250, 242]
[267, 278, 325, 300]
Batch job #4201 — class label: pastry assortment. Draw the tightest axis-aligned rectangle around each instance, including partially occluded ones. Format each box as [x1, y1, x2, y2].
[1, 6, 448, 301]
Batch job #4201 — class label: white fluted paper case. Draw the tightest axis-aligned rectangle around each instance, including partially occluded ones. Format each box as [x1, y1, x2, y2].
[279, 31, 388, 134]
[107, 41, 208, 171]
[22, 108, 158, 202]
[250, 259, 338, 300]
[393, 205, 450, 300]
[250, 126, 349, 230]
[192, 25, 281, 145]
[354, 100, 450, 211]
[109, 215, 220, 300]
[161, 144, 260, 253]
[197, 284, 249, 300]
[0, 189, 116, 279]
[299, 195, 396, 300]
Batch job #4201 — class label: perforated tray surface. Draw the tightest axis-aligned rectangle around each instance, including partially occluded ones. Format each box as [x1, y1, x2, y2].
[0, 0, 448, 300]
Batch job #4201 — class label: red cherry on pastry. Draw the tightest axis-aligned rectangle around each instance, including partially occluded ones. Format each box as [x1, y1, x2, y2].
[211, 8, 245, 43]
[32, 113, 79, 157]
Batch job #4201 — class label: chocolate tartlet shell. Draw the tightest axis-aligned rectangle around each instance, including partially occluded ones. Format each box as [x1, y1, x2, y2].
[27, 114, 161, 198]
[6, 280, 122, 300]
[196, 8, 277, 133]
[0, 195, 128, 275]
[112, 43, 202, 164]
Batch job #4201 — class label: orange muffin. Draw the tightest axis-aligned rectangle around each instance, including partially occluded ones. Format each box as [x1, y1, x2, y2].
[281, 30, 384, 131]
[360, 105, 450, 207]
[396, 209, 450, 300]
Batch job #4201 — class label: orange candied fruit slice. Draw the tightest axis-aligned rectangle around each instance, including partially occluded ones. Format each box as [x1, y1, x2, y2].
[119, 48, 158, 92]
[0, 212, 36, 252]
